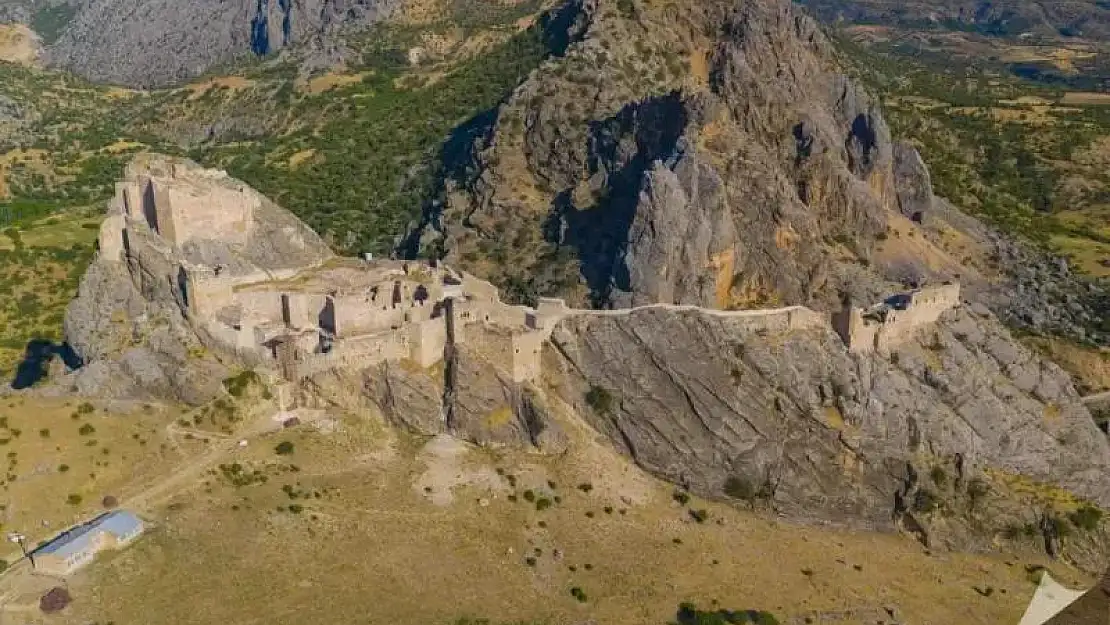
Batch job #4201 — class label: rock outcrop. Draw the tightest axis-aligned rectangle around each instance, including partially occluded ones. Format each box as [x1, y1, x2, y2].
[545, 304, 1110, 544]
[413, 0, 899, 309]
[41, 0, 401, 87]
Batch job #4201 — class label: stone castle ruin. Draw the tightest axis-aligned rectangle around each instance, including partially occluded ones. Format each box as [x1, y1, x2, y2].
[92, 155, 961, 400]
[832, 282, 961, 354]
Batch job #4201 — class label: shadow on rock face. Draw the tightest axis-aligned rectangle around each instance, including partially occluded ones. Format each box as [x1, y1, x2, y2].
[11, 339, 81, 390]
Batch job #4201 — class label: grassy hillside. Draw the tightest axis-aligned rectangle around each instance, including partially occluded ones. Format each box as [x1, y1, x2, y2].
[835, 30, 1110, 275]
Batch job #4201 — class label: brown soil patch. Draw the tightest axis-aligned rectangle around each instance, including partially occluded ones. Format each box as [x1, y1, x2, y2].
[299, 72, 368, 95]
[185, 76, 256, 101]
[58, 410, 1081, 625]
[689, 47, 709, 85]
[287, 149, 318, 170]
[0, 24, 40, 66]
[1062, 91, 1110, 106]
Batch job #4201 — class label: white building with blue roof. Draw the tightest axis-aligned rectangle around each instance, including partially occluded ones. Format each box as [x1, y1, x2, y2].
[32, 510, 144, 576]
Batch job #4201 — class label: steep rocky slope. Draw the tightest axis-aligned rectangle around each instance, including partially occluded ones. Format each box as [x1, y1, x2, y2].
[412, 0, 919, 309]
[37, 0, 400, 87]
[545, 306, 1110, 550]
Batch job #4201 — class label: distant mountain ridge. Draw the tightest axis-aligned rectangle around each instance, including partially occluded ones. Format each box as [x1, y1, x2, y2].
[794, 0, 1110, 38]
[0, 0, 402, 87]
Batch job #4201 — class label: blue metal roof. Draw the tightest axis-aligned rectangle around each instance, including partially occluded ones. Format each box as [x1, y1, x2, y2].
[33, 510, 143, 558]
[94, 510, 143, 538]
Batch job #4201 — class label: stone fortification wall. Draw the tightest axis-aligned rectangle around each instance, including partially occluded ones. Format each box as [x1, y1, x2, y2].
[282, 293, 328, 329]
[114, 155, 260, 249]
[835, 283, 961, 353]
[97, 214, 126, 262]
[237, 290, 284, 324]
[295, 331, 410, 379]
[511, 331, 546, 383]
[409, 319, 447, 368]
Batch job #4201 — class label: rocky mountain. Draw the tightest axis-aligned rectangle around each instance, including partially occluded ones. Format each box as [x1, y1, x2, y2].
[16, 0, 401, 87]
[411, 0, 916, 310]
[40, 0, 1110, 568]
[794, 0, 1110, 38]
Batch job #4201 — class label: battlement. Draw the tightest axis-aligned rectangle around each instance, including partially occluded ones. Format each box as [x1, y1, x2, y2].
[112, 156, 258, 249]
[833, 282, 961, 354]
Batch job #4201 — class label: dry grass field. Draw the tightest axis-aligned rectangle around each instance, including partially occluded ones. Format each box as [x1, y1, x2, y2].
[0, 397, 184, 564]
[0, 404, 1070, 625]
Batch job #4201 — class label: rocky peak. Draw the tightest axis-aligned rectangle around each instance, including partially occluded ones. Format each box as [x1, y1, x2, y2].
[41, 0, 402, 87]
[412, 0, 902, 310]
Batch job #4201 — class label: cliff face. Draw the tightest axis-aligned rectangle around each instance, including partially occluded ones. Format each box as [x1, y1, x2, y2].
[414, 0, 909, 309]
[41, 0, 400, 87]
[544, 305, 1110, 550]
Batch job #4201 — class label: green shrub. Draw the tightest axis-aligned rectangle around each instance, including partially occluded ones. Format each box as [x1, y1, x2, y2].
[577, 482, 593, 493]
[66, 493, 82, 506]
[912, 489, 939, 514]
[689, 509, 709, 523]
[535, 497, 552, 511]
[584, 386, 615, 414]
[522, 489, 536, 503]
[57, 464, 68, 473]
[78, 423, 95, 436]
[223, 370, 261, 397]
[929, 466, 947, 488]
[1070, 505, 1103, 531]
[38, 428, 49, 438]
[672, 490, 691, 505]
[570, 586, 588, 602]
[274, 441, 295, 455]
[675, 602, 781, 625]
[966, 478, 989, 506]
[288, 504, 304, 514]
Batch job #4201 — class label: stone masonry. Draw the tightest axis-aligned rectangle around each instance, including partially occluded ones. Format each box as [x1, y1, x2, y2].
[95, 156, 960, 391]
[832, 282, 961, 354]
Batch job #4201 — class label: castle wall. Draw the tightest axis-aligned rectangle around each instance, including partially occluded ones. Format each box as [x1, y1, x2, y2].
[183, 271, 233, 319]
[146, 178, 256, 248]
[511, 331, 545, 383]
[235, 290, 284, 324]
[295, 331, 410, 379]
[150, 180, 177, 244]
[98, 214, 126, 262]
[461, 273, 501, 303]
[332, 296, 407, 337]
[836, 283, 961, 354]
[409, 319, 447, 368]
[282, 293, 328, 329]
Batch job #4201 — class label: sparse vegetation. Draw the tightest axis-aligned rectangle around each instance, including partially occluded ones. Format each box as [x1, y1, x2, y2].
[675, 602, 781, 625]
[585, 386, 615, 415]
[1069, 504, 1103, 531]
[222, 370, 261, 397]
[929, 466, 948, 488]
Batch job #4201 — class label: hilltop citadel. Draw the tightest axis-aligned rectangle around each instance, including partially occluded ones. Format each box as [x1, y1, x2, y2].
[95, 156, 961, 391]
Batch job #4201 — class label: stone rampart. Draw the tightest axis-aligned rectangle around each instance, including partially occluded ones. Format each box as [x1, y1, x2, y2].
[97, 214, 126, 262]
[835, 283, 961, 354]
[295, 331, 410, 379]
